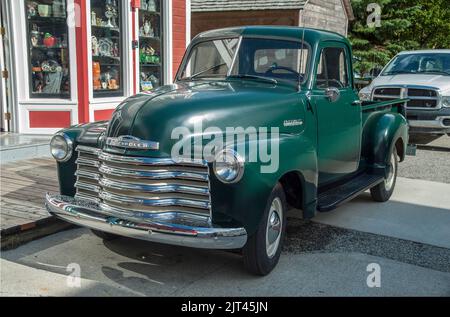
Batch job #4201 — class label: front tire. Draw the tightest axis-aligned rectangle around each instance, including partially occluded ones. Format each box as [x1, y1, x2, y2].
[370, 151, 398, 202]
[243, 183, 287, 276]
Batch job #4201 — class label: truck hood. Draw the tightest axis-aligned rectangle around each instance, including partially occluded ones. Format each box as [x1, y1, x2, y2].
[370, 74, 450, 94]
[104, 81, 306, 157]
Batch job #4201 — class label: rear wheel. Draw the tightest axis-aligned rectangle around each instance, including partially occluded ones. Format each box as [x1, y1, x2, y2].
[91, 229, 120, 241]
[370, 151, 398, 202]
[243, 183, 287, 276]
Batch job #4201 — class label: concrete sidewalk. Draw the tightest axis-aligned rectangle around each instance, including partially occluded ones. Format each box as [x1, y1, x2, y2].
[0, 133, 51, 164]
[314, 177, 450, 249]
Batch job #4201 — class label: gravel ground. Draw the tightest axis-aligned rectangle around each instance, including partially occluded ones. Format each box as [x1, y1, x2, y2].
[398, 136, 450, 184]
[284, 218, 450, 273]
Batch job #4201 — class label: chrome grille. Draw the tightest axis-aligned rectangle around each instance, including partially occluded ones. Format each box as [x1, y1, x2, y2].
[373, 86, 441, 109]
[75, 146, 211, 218]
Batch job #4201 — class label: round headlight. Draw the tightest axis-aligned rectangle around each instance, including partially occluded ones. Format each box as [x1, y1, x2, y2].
[50, 133, 73, 162]
[442, 97, 450, 108]
[213, 149, 245, 184]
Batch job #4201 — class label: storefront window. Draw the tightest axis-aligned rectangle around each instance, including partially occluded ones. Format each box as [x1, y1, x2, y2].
[91, 0, 123, 98]
[25, 0, 71, 99]
[139, 0, 162, 92]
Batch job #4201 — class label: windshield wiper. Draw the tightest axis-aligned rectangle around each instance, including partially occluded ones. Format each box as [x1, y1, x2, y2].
[416, 70, 450, 76]
[186, 63, 227, 80]
[227, 74, 278, 84]
[382, 71, 414, 76]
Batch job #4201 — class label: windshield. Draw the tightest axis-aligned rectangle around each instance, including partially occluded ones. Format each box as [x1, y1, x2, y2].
[382, 53, 450, 76]
[178, 37, 310, 84]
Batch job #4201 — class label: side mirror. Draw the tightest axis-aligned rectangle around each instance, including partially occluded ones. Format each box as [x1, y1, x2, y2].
[325, 87, 340, 102]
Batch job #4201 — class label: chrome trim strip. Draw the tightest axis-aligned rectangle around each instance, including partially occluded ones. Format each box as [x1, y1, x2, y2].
[75, 193, 101, 204]
[99, 191, 211, 210]
[98, 202, 211, 221]
[76, 158, 101, 168]
[99, 177, 210, 195]
[76, 146, 102, 156]
[46, 194, 247, 250]
[75, 181, 101, 193]
[99, 164, 209, 181]
[99, 152, 208, 167]
[75, 170, 101, 181]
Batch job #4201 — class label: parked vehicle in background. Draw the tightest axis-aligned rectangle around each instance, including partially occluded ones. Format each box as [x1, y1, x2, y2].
[359, 50, 450, 144]
[46, 27, 409, 276]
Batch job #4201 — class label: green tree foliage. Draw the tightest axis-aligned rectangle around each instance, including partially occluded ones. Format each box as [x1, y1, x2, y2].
[350, 0, 450, 76]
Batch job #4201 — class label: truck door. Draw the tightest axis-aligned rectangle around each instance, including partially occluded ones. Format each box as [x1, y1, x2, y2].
[311, 42, 361, 185]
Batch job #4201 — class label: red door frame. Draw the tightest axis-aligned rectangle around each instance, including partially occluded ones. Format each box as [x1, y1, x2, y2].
[75, 0, 90, 124]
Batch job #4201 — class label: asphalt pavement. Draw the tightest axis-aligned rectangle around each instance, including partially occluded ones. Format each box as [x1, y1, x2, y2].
[1, 137, 449, 297]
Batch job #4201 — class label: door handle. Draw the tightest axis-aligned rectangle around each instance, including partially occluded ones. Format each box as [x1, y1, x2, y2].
[352, 100, 362, 106]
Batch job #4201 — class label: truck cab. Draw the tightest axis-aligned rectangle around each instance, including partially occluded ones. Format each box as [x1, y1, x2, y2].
[360, 50, 450, 144]
[46, 27, 408, 275]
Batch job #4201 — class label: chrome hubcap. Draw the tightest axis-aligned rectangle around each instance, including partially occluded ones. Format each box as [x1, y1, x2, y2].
[266, 197, 283, 258]
[385, 153, 396, 191]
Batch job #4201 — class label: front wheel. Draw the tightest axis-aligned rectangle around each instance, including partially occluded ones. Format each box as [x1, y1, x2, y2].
[370, 151, 398, 202]
[243, 183, 287, 276]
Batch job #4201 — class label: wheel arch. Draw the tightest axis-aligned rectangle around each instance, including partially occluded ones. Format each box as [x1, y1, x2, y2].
[363, 112, 408, 169]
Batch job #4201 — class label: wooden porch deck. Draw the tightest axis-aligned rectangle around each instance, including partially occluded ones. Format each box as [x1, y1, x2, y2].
[0, 158, 71, 249]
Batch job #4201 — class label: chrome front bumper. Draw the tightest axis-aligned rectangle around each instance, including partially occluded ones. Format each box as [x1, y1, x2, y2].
[45, 194, 247, 249]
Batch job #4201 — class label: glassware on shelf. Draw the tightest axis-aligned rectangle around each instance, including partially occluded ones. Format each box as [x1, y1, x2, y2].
[138, 0, 162, 92]
[26, 0, 70, 99]
[91, 0, 123, 97]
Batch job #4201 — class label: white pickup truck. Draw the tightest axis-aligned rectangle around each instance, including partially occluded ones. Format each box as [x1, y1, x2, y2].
[360, 50, 450, 144]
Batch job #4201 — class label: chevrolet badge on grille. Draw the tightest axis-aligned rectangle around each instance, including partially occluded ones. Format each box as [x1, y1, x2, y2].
[106, 135, 159, 150]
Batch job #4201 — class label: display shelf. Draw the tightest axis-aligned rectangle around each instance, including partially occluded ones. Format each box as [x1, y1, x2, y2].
[25, 0, 71, 99]
[91, 0, 124, 98]
[91, 25, 120, 32]
[138, 0, 162, 92]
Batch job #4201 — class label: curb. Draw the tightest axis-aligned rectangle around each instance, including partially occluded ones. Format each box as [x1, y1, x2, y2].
[1, 216, 74, 251]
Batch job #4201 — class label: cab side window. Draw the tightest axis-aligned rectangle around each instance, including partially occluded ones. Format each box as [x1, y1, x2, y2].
[316, 47, 349, 89]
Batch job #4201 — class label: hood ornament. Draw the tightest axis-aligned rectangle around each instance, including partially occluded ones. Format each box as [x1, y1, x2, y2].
[106, 135, 159, 150]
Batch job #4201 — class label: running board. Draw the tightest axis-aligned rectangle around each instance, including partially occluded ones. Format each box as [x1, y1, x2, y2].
[317, 174, 384, 212]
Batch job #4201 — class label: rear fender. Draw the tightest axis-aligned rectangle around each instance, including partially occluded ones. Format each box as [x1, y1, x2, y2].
[362, 112, 408, 176]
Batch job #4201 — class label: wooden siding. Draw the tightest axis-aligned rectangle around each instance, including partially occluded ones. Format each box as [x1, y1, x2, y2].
[192, 10, 300, 38]
[301, 0, 348, 36]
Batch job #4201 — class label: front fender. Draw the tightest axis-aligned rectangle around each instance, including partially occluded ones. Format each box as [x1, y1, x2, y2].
[56, 121, 108, 196]
[209, 133, 317, 236]
[362, 112, 408, 173]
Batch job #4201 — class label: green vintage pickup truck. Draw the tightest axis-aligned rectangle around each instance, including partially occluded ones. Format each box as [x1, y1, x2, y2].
[46, 26, 408, 275]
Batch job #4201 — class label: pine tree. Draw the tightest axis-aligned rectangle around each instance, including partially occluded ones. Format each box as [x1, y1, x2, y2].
[350, 0, 450, 77]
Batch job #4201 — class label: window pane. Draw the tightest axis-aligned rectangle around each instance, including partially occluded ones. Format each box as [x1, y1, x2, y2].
[139, 0, 163, 92]
[242, 38, 308, 82]
[25, 0, 71, 99]
[91, 0, 123, 98]
[316, 47, 349, 89]
[181, 38, 239, 79]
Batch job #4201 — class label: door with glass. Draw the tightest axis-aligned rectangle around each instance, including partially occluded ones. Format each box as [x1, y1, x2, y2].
[91, 0, 123, 98]
[138, 0, 163, 92]
[25, 0, 71, 99]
